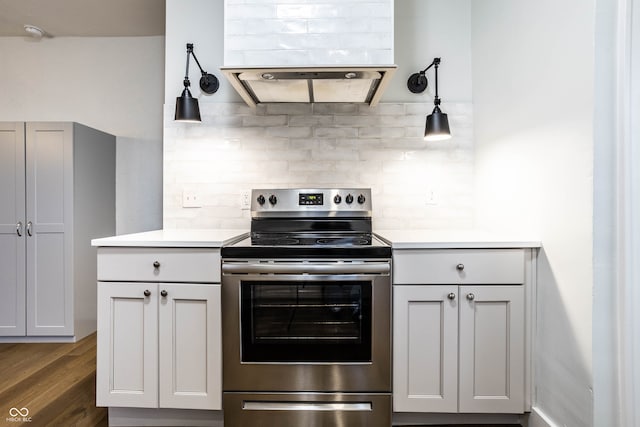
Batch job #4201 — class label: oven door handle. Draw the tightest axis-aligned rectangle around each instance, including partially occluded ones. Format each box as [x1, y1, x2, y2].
[242, 401, 373, 412]
[222, 262, 390, 275]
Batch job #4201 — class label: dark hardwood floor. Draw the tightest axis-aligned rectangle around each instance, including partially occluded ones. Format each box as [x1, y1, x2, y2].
[0, 333, 107, 427]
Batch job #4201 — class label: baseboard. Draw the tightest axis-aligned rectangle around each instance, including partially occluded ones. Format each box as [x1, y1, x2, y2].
[108, 407, 223, 426]
[392, 412, 526, 426]
[529, 407, 559, 427]
[0, 335, 77, 343]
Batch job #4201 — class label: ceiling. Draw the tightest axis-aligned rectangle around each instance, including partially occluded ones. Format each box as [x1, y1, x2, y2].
[0, 0, 165, 37]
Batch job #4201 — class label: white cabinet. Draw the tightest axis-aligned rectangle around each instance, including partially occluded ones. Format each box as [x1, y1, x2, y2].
[393, 249, 532, 414]
[393, 285, 458, 412]
[96, 248, 222, 411]
[0, 122, 115, 339]
[458, 285, 524, 413]
[97, 282, 158, 408]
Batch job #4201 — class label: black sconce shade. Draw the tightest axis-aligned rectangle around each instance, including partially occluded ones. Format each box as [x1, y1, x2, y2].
[175, 88, 201, 122]
[425, 106, 451, 141]
[174, 43, 219, 123]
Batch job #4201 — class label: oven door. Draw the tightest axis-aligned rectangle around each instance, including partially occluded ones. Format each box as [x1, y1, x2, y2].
[221, 259, 391, 393]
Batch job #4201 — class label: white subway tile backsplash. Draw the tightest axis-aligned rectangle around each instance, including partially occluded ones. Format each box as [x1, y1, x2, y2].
[312, 103, 358, 115]
[224, 0, 394, 66]
[276, 4, 340, 19]
[358, 127, 405, 138]
[366, 103, 406, 115]
[307, 19, 371, 34]
[164, 102, 474, 231]
[333, 115, 379, 127]
[288, 115, 334, 127]
[234, 19, 308, 35]
[314, 127, 358, 138]
[267, 126, 313, 138]
[265, 103, 314, 115]
[242, 115, 288, 127]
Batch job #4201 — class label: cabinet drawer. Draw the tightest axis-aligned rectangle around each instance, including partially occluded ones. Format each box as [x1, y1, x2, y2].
[97, 247, 221, 283]
[393, 249, 525, 285]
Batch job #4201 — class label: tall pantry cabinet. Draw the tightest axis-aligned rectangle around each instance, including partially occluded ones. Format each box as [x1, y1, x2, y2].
[0, 122, 115, 341]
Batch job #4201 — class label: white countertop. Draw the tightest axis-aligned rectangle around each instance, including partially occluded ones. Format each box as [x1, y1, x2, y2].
[91, 228, 540, 249]
[91, 229, 249, 248]
[376, 229, 541, 249]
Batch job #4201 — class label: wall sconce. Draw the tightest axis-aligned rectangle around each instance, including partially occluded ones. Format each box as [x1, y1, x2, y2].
[407, 57, 451, 141]
[175, 43, 219, 123]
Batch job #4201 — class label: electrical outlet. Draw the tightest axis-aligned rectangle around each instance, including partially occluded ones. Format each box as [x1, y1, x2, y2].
[182, 190, 201, 208]
[240, 190, 251, 210]
[426, 189, 439, 206]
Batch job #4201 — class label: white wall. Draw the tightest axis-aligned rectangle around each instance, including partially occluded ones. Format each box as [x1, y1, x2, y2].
[0, 37, 164, 234]
[390, 0, 471, 103]
[592, 0, 618, 423]
[593, 0, 640, 424]
[165, 0, 238, 104]
[471, 1, 595, 426]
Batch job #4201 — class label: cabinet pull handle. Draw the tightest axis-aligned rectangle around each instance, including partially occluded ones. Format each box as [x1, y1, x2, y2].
[160, 290, 168, 297]
[466, 293, 475, 301]
[16, 222, 23, 237]
[456, 263, 465, 271]
[144, 290, 151, 297]
[447, 292, 456, 300]
[26, 221, 33, 237]
[153, 261, 160, 268]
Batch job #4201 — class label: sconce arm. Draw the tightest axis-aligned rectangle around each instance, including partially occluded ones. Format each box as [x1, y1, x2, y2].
[183, 43, 219, 94]
[407, 57, 441, 95]
[420, 57, 440, 74]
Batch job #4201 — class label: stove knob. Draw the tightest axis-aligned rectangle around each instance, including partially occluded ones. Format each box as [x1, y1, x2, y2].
[257, 195, 265, 205]
[345, 194, 354, 204]
[357, 194, 366, 204]
[269, 194, 278, 205]
[334, 194, 342, 204]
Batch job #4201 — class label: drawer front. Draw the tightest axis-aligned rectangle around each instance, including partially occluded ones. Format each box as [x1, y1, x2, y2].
[97, 247, 221, 283]
[393, 249, 525, 285]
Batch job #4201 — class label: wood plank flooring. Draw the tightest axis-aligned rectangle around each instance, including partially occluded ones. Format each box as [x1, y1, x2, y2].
[0, 333, 107, 427]
[0, 334, 523, 427]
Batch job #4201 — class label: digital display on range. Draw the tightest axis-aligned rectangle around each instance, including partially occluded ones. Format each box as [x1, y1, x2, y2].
[299, 193, 324, 205]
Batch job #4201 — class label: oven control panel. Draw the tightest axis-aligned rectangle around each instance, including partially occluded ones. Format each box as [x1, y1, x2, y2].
[251, 188, 372, 217]
[299, 193, 324, 205]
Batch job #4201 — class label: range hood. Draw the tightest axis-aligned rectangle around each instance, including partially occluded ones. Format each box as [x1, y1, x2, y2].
[221, 65, 397, 108]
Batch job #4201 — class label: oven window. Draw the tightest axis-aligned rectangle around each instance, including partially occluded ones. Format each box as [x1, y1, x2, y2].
[241, 281, 372, 362]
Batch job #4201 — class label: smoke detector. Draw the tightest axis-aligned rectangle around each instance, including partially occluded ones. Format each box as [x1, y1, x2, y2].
[24, 25, 45, 38]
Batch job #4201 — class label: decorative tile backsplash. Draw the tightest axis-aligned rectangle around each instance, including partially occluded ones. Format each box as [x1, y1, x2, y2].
[163, 102, 474, 230]
[224, 0, 394, 65]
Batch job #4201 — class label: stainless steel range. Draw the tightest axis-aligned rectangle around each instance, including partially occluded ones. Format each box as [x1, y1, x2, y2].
[221, 188, 392, 427]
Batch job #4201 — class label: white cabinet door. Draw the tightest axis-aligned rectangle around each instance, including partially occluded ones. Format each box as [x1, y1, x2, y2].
[97, 282, 158, 408]
[0, 123, 26, 336]
[159, 284, 222, 410]
[393, 285, 458, 412]
[458, 285, 525, 413]
[25, 123, 73, 336]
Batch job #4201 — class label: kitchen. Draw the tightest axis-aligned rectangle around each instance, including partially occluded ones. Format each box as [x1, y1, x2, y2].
[0, 0, 635, 426]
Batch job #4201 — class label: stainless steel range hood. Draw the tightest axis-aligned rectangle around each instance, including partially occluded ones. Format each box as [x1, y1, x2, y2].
[221, 65, 397, 108]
